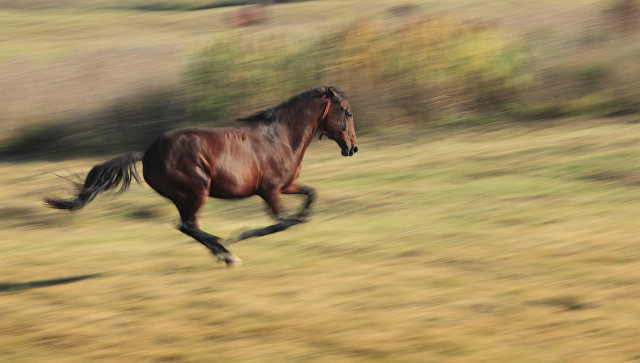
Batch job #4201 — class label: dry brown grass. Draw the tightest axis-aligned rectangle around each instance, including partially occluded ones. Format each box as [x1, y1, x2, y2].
[2, 2, 640, 360]
[2, 119, 640, 361]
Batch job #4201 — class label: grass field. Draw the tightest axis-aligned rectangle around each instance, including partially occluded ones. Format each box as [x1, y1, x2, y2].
[2, 0, 640, 361]
[2, 119, 640, 361]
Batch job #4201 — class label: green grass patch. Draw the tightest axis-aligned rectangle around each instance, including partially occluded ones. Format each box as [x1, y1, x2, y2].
[3, 121, 640, 361]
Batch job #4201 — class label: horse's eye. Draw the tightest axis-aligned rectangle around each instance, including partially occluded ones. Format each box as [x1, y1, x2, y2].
[346, 111, 353, 118]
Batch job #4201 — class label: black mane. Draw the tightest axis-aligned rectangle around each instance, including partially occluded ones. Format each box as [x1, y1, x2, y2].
[237, 86, 345, 123]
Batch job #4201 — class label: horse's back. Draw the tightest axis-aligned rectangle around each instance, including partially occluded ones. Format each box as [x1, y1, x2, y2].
[143, 127, 263, 199]
[202, 128, 264, 198]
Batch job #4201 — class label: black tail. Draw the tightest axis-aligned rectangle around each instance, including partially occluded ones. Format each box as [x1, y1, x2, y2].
[45, 152, 144, 211]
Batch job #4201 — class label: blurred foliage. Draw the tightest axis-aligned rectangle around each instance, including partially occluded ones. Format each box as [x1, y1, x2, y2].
[124, 0, 306, 12]
[0, 0, 304, 11]
[1, 90, 184, 159]
[3, 1, 640, 159]
[605, 0, 640, 34]
[187, 38, 317, 124]
[188, 15, 527, 129]
[187, 6, 640, 127]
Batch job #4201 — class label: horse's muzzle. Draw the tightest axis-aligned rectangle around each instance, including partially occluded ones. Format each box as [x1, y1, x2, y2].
[341, 145, 359, 157]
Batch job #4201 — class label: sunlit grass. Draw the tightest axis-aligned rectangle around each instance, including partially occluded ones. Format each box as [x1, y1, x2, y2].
[2, 120, 640, 361]
[2, 0, 640, 360]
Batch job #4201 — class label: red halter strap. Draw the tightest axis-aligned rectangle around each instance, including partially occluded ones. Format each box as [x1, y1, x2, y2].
[318, 98, 331, 140]
[321, 98, 331, 120]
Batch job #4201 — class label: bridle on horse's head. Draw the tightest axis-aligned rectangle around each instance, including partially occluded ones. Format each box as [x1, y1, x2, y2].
[318, 98, 332, 140]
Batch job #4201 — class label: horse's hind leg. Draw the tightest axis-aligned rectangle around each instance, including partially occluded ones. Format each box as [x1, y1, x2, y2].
[230, 186, 312, 242]
[175, 194, 241, 266]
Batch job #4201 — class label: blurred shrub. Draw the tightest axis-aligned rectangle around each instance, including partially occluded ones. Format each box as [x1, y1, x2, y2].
[1, 90, 184, 159]
[1, 123, 81, 158]
[0, 0, 306, 11]
[188, 39, 317, 124]
[188, 15, 527, 128]
[386, 4, 419, 17]
[230, 4, 266, 27]
[605, 0, 640, 34]
[7, 8, 640, 159]
[110, 0, 305, 12]
[571, 64, 610, 92]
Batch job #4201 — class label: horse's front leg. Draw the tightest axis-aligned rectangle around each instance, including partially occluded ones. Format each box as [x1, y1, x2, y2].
[281, 183, 317, 221]
[229, 189, 304, 243]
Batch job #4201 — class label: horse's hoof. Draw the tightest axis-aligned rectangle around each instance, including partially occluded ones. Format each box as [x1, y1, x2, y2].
[226, 256, 242, 268]
[217, 254, 242, 267]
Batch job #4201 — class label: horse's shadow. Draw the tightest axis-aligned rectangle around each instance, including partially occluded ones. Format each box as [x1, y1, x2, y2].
[0, 274, 104, 293]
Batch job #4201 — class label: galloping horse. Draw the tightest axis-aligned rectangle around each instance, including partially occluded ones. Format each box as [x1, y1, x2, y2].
[46, 86, 358, 266]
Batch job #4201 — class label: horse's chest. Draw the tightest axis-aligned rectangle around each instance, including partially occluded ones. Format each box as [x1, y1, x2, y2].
[260, 152, 300, 186]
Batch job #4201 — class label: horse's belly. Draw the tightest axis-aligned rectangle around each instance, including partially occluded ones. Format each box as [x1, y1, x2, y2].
[209, 177, 256, 199]
[208, 151, 259, 199]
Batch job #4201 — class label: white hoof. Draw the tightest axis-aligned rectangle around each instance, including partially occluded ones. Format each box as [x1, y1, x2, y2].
[217, 254, 242, 267]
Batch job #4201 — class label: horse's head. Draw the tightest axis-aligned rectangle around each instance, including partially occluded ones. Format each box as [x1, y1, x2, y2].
[320, 86, 358, 157]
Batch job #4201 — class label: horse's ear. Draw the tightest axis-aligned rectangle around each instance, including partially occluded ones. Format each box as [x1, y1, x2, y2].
[326, 86, 340, 100]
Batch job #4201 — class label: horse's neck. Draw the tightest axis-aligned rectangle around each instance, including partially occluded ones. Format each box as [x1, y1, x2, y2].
[277, 98, 323, 161]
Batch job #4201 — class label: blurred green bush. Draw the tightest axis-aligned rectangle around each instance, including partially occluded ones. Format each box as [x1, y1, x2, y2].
[1, 90, 184, 159]
[4, 4, 640, 159]
[188, 15, 527, 129]
[188, 7, 640, 127]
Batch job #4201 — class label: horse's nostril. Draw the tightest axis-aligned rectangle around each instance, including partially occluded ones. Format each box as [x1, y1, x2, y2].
[353, 146, 358, 153]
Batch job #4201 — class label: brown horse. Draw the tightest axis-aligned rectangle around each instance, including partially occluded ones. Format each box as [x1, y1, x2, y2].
[45, 86, 358, 266]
